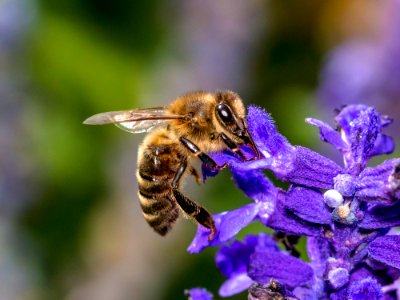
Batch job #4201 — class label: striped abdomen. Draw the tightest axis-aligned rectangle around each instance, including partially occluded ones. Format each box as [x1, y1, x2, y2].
[137, 135, 183, 235]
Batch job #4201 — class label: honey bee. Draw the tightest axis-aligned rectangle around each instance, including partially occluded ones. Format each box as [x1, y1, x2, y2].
[84, 91, 260, 239]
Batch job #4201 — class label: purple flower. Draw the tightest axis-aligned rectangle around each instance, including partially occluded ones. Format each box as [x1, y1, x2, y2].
[306, 105, 394, 175]
[186, 103, 400, 299]
[185, 288, 213, 300]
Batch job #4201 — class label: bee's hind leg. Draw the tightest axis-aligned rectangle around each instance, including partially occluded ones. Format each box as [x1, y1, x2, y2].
[173, 189, 216, 240]
[171, 160, 216, 240]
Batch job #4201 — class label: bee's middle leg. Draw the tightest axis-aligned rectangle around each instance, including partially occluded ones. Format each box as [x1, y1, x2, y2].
[189, 166, 201, 184]
[171, 160, 216, 239]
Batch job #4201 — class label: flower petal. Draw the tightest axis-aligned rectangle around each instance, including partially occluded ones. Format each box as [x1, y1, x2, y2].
[216, 234, 279, 278]
[201, 152, 231, 181]
[307, 237, 330, 274]
[219, 273, 253, 297]
[329, 288, 348, 300]
[369, 134, 395, 157]
[356, 158, 400, 203]
[306, 237, 330, 297]
[264, 191, 323, 237]
[216, 236, 257, 277]
[248, 250, 314, 288]
[305, 117, 347, 151]
[292, 287, 316, 300]
[368, 235, 400, 269]
[360, 201, 400, 230]
[216, 234, 280, 297]
[219, 204, 260, 242]
[330, 277, 383, 300]
[284, 186, 331, 225]
[230, 165, 278, 204]
[247, 105, 293, 158]
[187, 204, 259, 254]
[279, 146, 343, 190]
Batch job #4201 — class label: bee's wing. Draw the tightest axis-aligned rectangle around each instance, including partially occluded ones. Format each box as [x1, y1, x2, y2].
[83, 107, 185, 134]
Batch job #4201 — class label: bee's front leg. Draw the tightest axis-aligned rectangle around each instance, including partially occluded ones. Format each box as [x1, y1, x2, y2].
[219, 132, 247, 160]
[220, 132, 261, 161]
[179, 136, 227, 170]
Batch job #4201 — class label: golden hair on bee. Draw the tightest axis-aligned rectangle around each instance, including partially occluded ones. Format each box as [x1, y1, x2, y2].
[84, 90, 260, 239]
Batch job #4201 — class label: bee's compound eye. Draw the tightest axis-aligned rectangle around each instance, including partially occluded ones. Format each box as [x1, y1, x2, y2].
[216, 103, 234, 125]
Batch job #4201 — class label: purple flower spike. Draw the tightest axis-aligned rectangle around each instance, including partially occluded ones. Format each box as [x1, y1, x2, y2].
[186, 99, 399, 299]
[368, 235, 400, 269]
[185, 288, 213, 300]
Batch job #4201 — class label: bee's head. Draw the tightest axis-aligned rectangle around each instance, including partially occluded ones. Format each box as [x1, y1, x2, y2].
[215, 91, 260, 157]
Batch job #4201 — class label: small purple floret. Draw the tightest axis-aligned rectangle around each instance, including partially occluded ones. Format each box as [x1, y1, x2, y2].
[347, 278, 383, 300]
[185, 288, 213, 300]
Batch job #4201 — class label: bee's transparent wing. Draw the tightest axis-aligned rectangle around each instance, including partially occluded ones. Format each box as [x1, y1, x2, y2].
[83, 107, 184, 134]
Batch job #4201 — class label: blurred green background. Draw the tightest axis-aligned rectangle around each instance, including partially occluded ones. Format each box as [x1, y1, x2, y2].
[1, 0, 398, 299]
